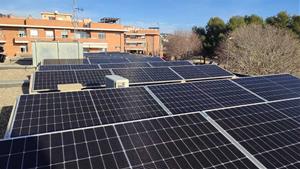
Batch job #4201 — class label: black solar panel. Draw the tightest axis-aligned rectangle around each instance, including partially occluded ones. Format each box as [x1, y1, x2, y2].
[0, 126, 130, 169]
[127, 57, 163, 62]
[75, 69, 112, 87]
[171, 65, 233, 80]
[149, 61, 192, 67]
[39, 65, 72, 71]
[43, 59, 89, 65]
[268, 98, 300, 123]
[115, 113, 258, 169]
[148, 83, 222, 114]
[264, 74, 300, 95]
[89, 58, 129, 64]
[142, 67, 183, 81]
[233, 76, 300, 101]
[11, 91, 100, 137]
[149, 80, 263, 114]
[33, 71, 77, 91]
[192, 80, 264, 107]
[112, 68, 153, 83]
[89, 87, 168, 124]
[39, 64, 100, 71]
[100, 62, 151, 69]
[207, 102, 300, 169]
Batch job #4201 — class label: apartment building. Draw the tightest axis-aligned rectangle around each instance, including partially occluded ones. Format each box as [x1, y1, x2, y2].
[0, 11, 162, 57]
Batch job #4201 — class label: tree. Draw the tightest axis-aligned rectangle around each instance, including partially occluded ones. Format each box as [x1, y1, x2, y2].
[204, 17, 227, 55]
[266, 11, 290, 28]
[245, 15, 264, 25]
[227, 16, 246, 31]
[217, 24, 300, 75]
[164, 30, 202, 60]
[290, 15, 300, 37]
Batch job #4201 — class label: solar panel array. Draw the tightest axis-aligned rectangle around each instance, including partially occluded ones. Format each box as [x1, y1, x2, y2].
[33, 65, 233, 92]
[33, 69, 112, 91]
[39, 61, 193, 71]
[206, 99, 300, 169]
[3, 65, 300, 169]
[233, 74, 300, 101]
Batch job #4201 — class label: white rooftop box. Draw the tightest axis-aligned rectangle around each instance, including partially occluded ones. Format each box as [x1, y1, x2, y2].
[105, 75, 129, 88]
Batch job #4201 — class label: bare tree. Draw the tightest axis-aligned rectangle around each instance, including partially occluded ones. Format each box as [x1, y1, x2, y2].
[217, 24, 300, 75]
[164, 30, 202, 60]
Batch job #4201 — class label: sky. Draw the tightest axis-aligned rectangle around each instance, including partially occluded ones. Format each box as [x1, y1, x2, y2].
[0, 0, 299, 33]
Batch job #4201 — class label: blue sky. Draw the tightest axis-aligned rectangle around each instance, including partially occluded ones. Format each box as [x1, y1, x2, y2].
[1, 0, 299, 33]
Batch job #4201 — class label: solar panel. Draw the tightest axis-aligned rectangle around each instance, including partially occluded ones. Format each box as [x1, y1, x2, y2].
[268, 98, 300, 123]
[207, 101, 300, 169]
[75, 69, 112, 87]
[114, 113, 258, 168]
[233, 76, 300, 101]
[127, 57, 164, 62]
[89, 87, 168, 124]
[100, 62, 151, 69]
[149, 61, 192, 67]
[88, 58, 129, 64]
[142, 67, 183, 81]
[43, 59, 89, 65]
[39, 65, 72, 71]
[112, 68, 153, 83]
[39, 64, 100, 71]
[149, 80, 263, 114]
[33, 71, 77, 91]
[0, 126, 130, 169]
[148, 83, 223, 114]
[263, 74, 300, 95]
[11, 91, 100, 137]
[192, 80, 264, 107]
[171, 65, 233, 80]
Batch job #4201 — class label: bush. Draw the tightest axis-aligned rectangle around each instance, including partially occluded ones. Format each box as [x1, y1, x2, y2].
[217, 24, 300, 75]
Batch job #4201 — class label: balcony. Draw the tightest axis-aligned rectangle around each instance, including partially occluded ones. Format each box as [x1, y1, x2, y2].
[125, 45, 146, 51]
[14, 37, 29, 43]
[125, 38, 146, 44]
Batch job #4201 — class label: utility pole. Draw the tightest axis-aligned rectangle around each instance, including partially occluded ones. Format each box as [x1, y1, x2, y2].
[72, 0, 83, 39]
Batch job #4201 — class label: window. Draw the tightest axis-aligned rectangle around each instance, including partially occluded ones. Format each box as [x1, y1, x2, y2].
[20, 45, 28, 53]
[49, 17, 55, 20]
[18, 29, 26, 37]
[75, 31, 90, 39]
[30, 29, 38, 37]
[61, 30, 68, 38]
[98, 32, 106, 39]
[45, 30, 54, 38]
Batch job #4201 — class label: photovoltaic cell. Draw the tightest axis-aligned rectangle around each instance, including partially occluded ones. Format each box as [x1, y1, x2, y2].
[100, 62, 151, 69]
[11, 91, 100, 137]
[43, 59, 89, 65]
[89, 87, 168, 124]
[39, 65, 72, 71]
[149, 61, 192, 67]
[207, 102, 300, 169]
[75, 69, 112, 87]
[70, 64, 100, 70]
[115, 113, 258, 169]
[112, 68, 153, 83]
[127, 57, 163, 62]
[0, 126, 130, 169]
[33, 71, 77, 91]
[233, 76, 300, 101]
[263, 74, 300, 95]
[192, 80, 264, 107]
[171, 65, 233, 80]
[148, 83, 223, 114]
[142, 67, 183, 81]
[89, 58, 129, 64]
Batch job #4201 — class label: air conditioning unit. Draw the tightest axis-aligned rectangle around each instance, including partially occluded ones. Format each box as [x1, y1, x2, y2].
[105, 75, 129, 88]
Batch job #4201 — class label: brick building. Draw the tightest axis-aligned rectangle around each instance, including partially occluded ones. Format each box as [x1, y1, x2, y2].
[0, 11, 162, 57]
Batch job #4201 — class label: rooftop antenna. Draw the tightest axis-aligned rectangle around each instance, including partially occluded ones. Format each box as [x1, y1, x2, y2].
[72, 0, 84, 39]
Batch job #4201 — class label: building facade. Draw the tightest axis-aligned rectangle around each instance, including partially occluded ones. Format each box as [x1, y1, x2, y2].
[0, 12, 162, 57]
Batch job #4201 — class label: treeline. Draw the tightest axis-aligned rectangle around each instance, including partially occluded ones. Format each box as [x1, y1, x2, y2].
[192, 11, 300, 57]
